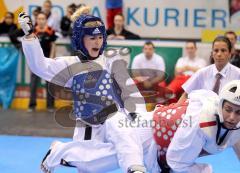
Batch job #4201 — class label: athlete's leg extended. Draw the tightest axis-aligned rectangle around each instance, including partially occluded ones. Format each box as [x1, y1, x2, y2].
[41, 112, 157, 173]
[41, 138, 120, 173]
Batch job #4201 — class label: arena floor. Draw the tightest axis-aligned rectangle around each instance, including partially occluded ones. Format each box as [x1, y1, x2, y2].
[0, 110, 239, 173]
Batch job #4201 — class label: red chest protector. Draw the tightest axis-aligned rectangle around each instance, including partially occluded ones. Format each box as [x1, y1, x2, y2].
[153, 102, 189, 165]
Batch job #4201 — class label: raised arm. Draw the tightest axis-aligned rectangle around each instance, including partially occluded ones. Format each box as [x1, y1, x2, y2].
[22, 34, 79, 86]
[18, 12, 79, 86]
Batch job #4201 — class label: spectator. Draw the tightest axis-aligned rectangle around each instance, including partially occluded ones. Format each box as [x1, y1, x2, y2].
[107, 13, 140, 40]
[106, 0, 123, 29]
[178, 36, 240, 103]
[60, 3, 77, 37]
[31, 6, 42, 26]
[224, 31, 240, 68]
[230, 0, 240, 16]
[42, 0, 61, 33]
[28, 12, 57, 112]
[0, 12, 17, 35]
[230, 0, 240, 27]
[132, 41, 165, 105]
[167, 41, 207, 101]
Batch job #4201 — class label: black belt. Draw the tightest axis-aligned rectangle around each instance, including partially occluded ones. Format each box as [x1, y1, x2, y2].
[84, 125, 92, 140]
[82, 103, 118, 140]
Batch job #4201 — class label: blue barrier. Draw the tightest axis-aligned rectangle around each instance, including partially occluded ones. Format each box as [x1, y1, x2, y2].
[0, 47, 19, 109]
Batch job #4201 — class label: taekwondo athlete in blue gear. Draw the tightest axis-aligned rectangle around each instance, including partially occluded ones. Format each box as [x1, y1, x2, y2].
[71, 14, 125, 125]
[19, 6, 146, 173]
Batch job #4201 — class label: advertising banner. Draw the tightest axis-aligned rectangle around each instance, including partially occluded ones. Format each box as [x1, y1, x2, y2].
[0, 0, 232, 39]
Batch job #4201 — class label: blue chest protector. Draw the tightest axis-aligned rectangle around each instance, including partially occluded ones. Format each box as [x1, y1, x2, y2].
[71, 69, 124, 124]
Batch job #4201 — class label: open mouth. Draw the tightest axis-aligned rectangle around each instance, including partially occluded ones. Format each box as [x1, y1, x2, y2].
[92, 48, 100, 52]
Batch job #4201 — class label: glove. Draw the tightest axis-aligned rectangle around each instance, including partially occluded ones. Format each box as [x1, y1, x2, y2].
[18, 12, 33, 36]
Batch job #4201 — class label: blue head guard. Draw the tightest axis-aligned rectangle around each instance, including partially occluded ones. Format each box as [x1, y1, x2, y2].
[72, 14, 107, 57]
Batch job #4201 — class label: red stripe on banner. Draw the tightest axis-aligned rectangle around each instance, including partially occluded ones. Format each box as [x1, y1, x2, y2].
[200, 121, 217, 128]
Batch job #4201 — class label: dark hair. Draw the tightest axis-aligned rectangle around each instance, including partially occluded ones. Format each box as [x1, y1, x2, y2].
[212, 36, 232, 52]
[37, 11, 47, 18]
[186, 40, 197, 48]
[114, 13, 125, 20]
[68, 3, 77, 13]
[224, 30, 237, 40]
[33, 6, 42, 14]
[144, 41, 155, 49]
[44, 0, 52, 6]
[5, 12, 14, 19]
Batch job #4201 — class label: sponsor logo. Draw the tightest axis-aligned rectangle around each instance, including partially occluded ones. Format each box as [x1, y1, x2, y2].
[234, 96, 240, 103]
[92, 28, 101, 35]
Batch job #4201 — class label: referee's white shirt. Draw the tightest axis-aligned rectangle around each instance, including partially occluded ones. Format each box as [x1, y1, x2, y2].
[182, 63, 240, 94]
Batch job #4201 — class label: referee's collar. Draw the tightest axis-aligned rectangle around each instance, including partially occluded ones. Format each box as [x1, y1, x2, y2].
[213, 63, 230, 78]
